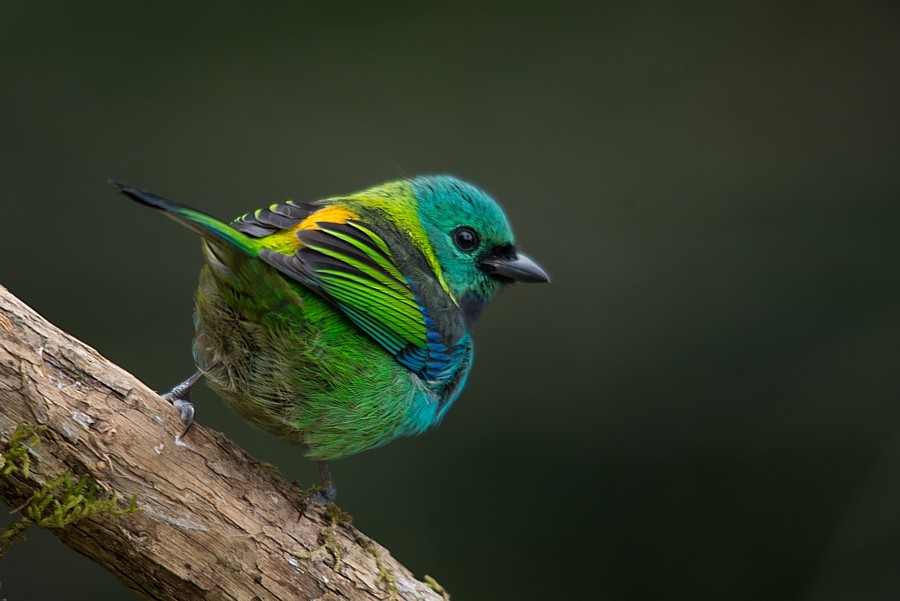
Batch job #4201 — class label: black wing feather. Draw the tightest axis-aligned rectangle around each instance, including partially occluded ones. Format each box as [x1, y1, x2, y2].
[231, 201, 317, 237]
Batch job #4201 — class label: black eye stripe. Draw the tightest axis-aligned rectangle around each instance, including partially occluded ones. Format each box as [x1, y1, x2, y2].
[452, 226, 480, 252]
[482, 243, 515, 260]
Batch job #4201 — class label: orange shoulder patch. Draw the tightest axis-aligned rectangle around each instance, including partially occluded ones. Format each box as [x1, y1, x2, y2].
[262, 205, 358, 254]
[297, 205, 357, 231]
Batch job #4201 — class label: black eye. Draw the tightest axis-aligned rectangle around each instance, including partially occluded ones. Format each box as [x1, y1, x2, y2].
[452, 227, 480, 252]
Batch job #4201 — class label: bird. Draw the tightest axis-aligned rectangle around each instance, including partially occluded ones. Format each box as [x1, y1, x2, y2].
[110, 175, 549, 502]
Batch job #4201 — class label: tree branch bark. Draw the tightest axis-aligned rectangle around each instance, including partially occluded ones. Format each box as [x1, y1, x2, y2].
[0, 285, 447, 601]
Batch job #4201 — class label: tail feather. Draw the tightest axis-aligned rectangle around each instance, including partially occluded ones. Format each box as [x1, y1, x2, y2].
[109, 180, 257, 256]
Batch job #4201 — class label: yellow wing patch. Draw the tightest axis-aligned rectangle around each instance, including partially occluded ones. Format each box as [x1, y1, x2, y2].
[263, 205, 358, 254]
[298, 205, 358, 231]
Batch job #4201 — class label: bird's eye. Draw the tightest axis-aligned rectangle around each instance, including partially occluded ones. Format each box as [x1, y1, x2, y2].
[452, 227, 480, 252]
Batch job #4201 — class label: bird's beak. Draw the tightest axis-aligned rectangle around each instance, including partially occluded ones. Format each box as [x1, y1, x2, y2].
[480, 250, 550, 283]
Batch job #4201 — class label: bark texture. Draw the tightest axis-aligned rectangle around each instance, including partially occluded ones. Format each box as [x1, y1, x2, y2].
[0, 285, 447, 601]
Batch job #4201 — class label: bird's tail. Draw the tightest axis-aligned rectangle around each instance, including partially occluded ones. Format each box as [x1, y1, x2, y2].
[109, 180, 258, 256]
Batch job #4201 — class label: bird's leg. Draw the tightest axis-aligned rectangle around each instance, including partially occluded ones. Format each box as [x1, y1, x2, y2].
[161, 370, 203, 440]
[317, 461, 337, 504]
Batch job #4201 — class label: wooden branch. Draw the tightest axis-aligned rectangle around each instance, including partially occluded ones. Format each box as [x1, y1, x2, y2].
[0, 285, 447, 601]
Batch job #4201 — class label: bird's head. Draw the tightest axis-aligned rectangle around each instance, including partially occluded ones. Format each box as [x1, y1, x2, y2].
[410, 175, 549, 321]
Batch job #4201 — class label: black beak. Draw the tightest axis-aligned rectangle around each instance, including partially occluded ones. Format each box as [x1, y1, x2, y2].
[480, 250, 550, 283]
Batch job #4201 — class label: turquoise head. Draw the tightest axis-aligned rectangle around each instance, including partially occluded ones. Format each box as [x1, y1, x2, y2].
[411, 175, 549, 321]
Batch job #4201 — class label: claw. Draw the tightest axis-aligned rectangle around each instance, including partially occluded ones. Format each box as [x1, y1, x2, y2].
[172, 398, 195, 440]
[161, 370, 203, 441]
[317, 461, 337, 504]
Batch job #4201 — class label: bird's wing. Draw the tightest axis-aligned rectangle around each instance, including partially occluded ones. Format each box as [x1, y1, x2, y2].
[231, 201, 318, 237]
[252, 211, 461, 381]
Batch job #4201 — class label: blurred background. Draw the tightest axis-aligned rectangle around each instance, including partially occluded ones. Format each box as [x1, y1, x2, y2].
[2, 1, 900, 599]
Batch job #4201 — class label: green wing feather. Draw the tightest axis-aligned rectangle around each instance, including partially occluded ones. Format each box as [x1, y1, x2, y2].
[258, 219, 434, 368]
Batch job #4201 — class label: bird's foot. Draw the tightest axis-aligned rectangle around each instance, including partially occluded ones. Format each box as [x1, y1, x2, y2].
[165, 397, 195, 441]
[316, 460, 337, 504]
[160, 370, 203, 440]
[296, 483, 337, 520]
[310, 480, 337, 506]
[297, 461, 344, 518]
[297, 480, 337, 508]
[296, 486, 352, 525]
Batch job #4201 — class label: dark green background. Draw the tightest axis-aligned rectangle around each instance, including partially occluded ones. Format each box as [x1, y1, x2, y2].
[2, 2, 900, 599]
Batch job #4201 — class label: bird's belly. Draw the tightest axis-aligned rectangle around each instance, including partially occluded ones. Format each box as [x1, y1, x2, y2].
[191, 265, 442, 459]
